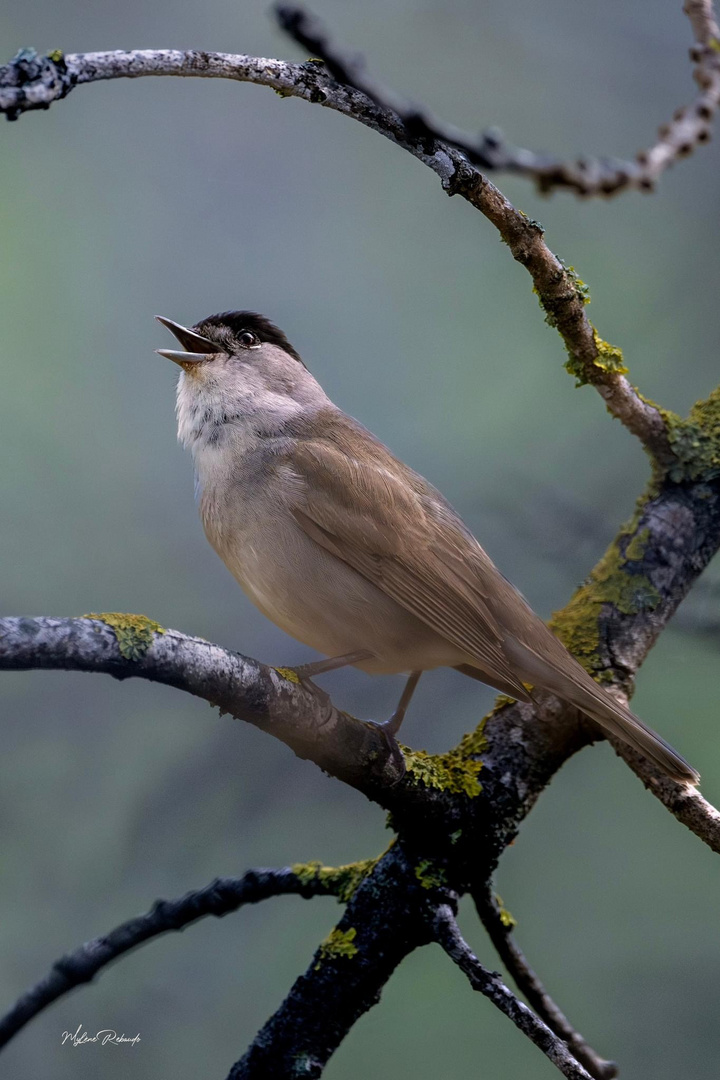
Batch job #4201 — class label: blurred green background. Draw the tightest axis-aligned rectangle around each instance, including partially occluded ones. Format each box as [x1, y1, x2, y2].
[1, 0, 719, 1076]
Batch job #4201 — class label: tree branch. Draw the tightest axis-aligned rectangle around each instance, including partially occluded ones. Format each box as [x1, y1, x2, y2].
[227, 845, 435, 1079]
[276, 2, 720, 197]
[3, 14, 720, 1075]
[0, 616, 405, 791]
[474, 888, 618, 1080]
[608, 736, 720, 854]
[433, 905, 594, 1080]
[0, 867, 338, 1050]
[0, 38, 677, 461]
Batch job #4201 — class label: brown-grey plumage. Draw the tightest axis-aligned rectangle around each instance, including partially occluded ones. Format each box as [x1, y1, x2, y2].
[157, 311, 699, 785]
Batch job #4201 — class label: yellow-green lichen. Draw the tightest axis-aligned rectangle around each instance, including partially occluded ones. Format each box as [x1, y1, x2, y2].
[414, 859, 448, 890]
[562, 263, 591, 307]
[550, 517, 661, 675]
[84, 613, 165, 660]
[624, 527, 650, 562]
[291, 858, 379, 903]
[495, 894, 517, 929]
[402, 718, 487, 798]
[659, 388, 720, 483]
[535, 260, 590, 331]
[46, 49, 64, 62]
[274, 666, 301, 684]
[564, 326, 627, 386]
[315, 927, 358, 969]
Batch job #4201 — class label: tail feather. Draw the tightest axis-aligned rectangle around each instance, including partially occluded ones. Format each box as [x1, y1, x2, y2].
[570, 681, 699, 784]
[504, 638, 699, 784]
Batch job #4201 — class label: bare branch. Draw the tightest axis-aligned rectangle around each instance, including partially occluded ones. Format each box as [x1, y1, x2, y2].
[685, 0, 720, 45]
[608, 736, 720, 855]
[0, 867, 337, 1050]
[0, 616, 404, 790]
[228, 845, 434, 1079]
[276, 3, 720, 197]
[0, 42, 675, 459]
[474, 888, 617, 1080]
[433, 905, 594, 1080]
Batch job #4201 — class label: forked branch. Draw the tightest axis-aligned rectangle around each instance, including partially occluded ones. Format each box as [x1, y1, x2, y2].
[434, 905, 594, 1080]
[0, 25, 685, 463]
[474, 888, 617, 1080]
[0, 867, 339, 1049]
[2, 6, 720, 1077]
[276, 2, 720, 195]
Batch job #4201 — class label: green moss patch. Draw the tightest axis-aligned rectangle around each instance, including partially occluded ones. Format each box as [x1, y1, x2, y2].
[414, 859, 448, 890]
[495, 894, 517, 929]
[315, 927, 358, 968]
[660, 387, 720, 483]
[550, 519, 660, 675]
[402, 719, 487, 798]
[84, 613, 165, 660]
[564, 326, 627, 386]
[291, 858, 379, 903]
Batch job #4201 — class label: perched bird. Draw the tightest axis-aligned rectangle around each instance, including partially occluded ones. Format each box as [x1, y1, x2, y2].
[157, 311, 699, 784]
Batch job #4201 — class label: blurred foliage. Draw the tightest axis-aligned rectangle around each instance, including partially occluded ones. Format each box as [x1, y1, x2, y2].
[1, 1, 719, 1077]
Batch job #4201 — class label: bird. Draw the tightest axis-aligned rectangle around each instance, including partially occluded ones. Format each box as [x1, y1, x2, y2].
[156, 310, 699, 785]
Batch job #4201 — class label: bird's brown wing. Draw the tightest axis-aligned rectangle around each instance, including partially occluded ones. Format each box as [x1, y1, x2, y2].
[283, 433, 532, 702]
[281, 417, 698, 784]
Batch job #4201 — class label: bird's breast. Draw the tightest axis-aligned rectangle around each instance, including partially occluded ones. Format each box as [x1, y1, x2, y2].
[199, 476, 464, 673]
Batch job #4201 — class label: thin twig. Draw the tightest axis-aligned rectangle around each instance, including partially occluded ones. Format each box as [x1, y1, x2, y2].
[608, 736, 720, 854]
[0, 44, 675, 459]
[684, 0, 720, 45]
[276, 3, 720, 197]
[474, 888, 617, 1080]
[0, 867, 336, 1050]
[433, 905, 594, 1080]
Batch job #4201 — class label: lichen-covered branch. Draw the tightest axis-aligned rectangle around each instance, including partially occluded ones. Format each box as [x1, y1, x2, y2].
[433, 905, 594, 1080]
[474, 888, 618, 1080]
[226, 845, 435, 1079]
[3, 10, 720, 1077]
[276, 3, 720, 197]
[0, 33, 693, 463]
[0, 615, 404, 790]
[0, 866, 342, 1049]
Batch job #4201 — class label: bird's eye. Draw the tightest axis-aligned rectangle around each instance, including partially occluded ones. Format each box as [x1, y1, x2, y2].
[238, 330, 258, 348]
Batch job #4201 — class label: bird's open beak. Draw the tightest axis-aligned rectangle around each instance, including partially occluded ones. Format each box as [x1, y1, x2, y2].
[155, 316, 218, 368]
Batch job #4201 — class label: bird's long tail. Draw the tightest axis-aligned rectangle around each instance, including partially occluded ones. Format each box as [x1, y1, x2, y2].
[505, 640, 699, 784]
[564, 677, 699, 784]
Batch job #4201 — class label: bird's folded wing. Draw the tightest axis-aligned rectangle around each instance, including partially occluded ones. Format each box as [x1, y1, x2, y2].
[285, 438, 530, 700]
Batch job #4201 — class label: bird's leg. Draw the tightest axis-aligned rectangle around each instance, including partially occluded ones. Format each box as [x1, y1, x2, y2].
[379, 671, 422, 736]
[285, 650, 373, 681]
[361, 671, 422, 782]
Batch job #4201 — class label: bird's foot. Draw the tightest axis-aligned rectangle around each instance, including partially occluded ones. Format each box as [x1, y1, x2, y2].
[276, 650, 374, 700]
[364, 717, 407, 781]
[274, 666, 330, 707]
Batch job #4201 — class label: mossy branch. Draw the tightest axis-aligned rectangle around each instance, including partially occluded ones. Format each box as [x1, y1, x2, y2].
[3, 6, 720, 1076]
[0, 866, 338, 1050]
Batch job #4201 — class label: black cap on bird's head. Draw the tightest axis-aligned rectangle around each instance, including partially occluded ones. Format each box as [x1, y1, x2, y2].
[155, 310, 305, 368]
